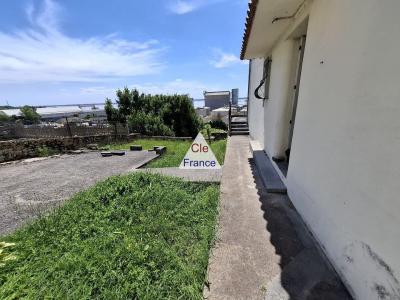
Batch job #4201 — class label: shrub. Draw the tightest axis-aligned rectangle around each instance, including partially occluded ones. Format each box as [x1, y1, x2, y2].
[36, 146, 57, 157]
[20, 106, 40, 124]
[207, 120, 228, 131]
[106, 89, 201, 137]
[128, 111, 173, 136]
[160, 95, 202, 137]
[0, 112, 10, 123]
[203, 124, 212, 141]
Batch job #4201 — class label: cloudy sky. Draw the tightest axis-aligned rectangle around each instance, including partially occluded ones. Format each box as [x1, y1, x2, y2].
[0, 0, 248, 106]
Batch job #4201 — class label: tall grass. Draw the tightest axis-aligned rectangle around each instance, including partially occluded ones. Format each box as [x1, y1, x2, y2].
[0, 173, 220, 299]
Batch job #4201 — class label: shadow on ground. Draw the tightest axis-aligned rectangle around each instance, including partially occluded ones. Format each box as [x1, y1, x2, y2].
[249, 158, 352, 300]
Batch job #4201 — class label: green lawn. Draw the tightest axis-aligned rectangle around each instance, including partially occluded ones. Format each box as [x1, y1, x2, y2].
[108, 138, 227, 168]
[0, 173, 219, 299]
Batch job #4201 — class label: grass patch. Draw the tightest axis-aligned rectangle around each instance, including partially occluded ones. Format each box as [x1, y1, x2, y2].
[0, 173, 219, 299]
[35, 146, 58, 157]
[108, 138, 227, 168]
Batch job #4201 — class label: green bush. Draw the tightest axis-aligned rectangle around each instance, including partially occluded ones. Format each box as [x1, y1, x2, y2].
[20, 106, 40, 124]
[160, 95, 202, 137]
[106, 89, 202, 137]
[36, 146, 57, 157]
[0, 112, 10, 123]
[207, 120, 228, 131]
[128, 111, 173, 136]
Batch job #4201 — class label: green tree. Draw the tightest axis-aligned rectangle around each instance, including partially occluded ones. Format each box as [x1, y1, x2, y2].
[20, 106, 40, 123]
[128, 111, 173, 136]
[105, 99, 120, 125]
[105, 90, 201, 137]
[0, 111, 10, 122]
[161, 95, 201, 137]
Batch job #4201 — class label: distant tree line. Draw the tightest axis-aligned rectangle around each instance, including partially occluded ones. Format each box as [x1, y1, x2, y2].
[0, 106, 40, 124]
[105, 88, 201, 137]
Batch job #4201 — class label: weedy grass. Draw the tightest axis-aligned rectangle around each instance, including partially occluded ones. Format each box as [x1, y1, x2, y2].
[0, 173, 220, 299]
[108, 138, 227, 168]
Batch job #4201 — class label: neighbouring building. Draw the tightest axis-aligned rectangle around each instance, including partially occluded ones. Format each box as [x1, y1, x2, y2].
[0, 105, 107, 122]
[195, 107, 211, 118]
[231, 88, 239, 106]
[241, 0, 400, 299]
[204, 91, 230, 110]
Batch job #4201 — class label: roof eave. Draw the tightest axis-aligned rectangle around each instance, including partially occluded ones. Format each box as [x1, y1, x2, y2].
[240, 0, 259, 60]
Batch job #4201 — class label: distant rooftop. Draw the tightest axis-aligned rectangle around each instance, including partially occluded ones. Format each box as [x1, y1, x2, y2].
[0, 104, 108, 117]
[204, 91, 230, 96]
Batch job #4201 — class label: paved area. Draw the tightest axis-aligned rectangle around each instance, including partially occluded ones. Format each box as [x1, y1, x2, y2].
[204, 136, 351, 300]
[137, 167, 222, 182]
[0, 151, 157, 235]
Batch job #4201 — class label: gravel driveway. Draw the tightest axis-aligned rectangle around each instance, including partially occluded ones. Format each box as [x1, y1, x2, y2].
[0, 151, 158, 235]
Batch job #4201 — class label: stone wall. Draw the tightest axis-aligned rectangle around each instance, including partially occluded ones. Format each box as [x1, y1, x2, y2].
[0, 134, 136, 163]
[13, 123, 128, 139]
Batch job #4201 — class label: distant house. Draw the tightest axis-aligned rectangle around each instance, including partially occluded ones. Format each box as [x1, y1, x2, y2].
[241, 0, 400, 299]
[204, 91, 230, 110]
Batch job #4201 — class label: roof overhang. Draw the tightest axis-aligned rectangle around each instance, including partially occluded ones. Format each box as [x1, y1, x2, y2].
[241, 0, 304, 60]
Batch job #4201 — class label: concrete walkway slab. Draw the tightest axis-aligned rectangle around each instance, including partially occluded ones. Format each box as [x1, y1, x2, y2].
[204, 136, 351, 300]
[136, 167, 222, 182]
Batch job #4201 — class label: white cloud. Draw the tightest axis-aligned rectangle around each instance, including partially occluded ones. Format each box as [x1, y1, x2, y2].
[168, 0, 198, 14]
[80, 86, 116, 96]
[167, 0, 223, 15]
[81, 79, 223, 100]
[131, 79, 222, 99]
[0, 0, 164, 83]
[211, 49, 246, 68]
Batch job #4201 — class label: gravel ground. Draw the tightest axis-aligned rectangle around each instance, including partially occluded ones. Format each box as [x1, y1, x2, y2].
[0, 151, 158, 236]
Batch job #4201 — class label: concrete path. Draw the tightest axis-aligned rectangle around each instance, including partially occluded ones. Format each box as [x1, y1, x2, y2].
[137, 167, 222, 182]
[204, 136, 351, 300]
[0, 151, 157, 235]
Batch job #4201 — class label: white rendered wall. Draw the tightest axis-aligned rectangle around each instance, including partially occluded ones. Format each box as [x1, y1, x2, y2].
[248, 58, 265, 147]
[263, 39, 296, 158]
[285, 0, 400, 298]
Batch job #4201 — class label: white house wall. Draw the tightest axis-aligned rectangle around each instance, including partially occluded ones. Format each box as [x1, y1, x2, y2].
[246, 0, 400, 298]
[285, 0, 400, 299]
[264, 39, 296, 158]
[248, 58, 265, 148]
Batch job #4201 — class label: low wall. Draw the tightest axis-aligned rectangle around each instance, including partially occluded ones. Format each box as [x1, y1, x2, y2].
[13, 123, 128, 139]
[137, 135, 193, 141]
[0, 134, 136, 163]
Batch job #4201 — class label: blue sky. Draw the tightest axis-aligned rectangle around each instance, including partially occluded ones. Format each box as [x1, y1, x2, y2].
[0, 0, 249, 106]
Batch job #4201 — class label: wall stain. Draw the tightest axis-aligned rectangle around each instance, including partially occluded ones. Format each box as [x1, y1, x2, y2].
[362, 243, 399, 285]
[342, 241, 400, 299]
[374, 284, 390, 300]
[361, 242, 400, 300]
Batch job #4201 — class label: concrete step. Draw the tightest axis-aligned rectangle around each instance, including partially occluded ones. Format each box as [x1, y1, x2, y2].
[253, 150, 287, 193]
[230, 131, 249, 135]
[231, 124, 249, 130]
[231, 123, 248, 128]
[231, 121, 248, 125]
[231, 128, 249, 132]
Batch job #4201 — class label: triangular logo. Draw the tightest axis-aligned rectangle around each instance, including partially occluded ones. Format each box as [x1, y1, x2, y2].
[179, 132, 221, 169]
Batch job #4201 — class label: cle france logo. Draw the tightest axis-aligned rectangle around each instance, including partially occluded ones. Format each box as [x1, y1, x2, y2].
[179, 132, 221, 169]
